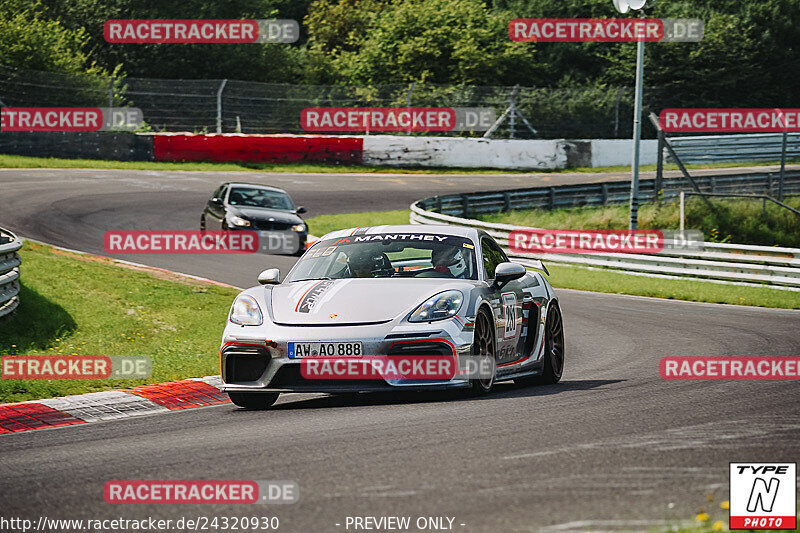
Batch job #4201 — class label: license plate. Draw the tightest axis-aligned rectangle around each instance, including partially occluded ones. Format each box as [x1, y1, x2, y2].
[288, 342, 363, 358]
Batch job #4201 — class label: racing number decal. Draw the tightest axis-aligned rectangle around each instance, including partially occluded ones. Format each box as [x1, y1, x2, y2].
[502, 292, 517, 339]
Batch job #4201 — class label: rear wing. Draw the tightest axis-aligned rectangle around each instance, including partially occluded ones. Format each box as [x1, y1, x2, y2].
[518, 258, 549, 276]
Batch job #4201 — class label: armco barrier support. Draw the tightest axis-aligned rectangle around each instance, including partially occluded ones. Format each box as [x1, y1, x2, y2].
[152, 133, 363, 164]
[0, 228, 22, 319]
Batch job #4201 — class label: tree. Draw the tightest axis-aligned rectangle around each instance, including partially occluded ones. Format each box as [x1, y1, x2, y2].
[306, 0, 537, 85]
[31, 0, 302, 82]
[0, 0, 114, 105]
[0, 0, 108, 75]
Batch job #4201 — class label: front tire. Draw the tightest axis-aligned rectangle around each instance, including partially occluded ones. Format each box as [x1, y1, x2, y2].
[228, 392, 280, 410]
[469, 308, 497, 394]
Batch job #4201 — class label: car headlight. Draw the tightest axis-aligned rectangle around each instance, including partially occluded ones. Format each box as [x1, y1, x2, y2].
[290, 224, 306, 233]
[409, 290, 464, 322]
[229, 294, 263, 325]
[229, 215, 250, 227]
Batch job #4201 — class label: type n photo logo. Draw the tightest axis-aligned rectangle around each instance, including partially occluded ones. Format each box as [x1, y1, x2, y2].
[730, 463, 796, 530]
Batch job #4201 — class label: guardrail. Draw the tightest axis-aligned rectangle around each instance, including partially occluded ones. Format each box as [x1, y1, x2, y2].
[415, 170, 800, 217]
[0, 228, 22, 319]
[410, 187, 800, 290]
[667, 133, 800, 164]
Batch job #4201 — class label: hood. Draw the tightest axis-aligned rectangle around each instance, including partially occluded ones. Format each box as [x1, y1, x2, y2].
[229, 206, 301, 223]
[270, 278, 469, 325]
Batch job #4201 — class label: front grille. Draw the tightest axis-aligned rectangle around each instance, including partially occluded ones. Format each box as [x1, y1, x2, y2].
[250, 220, 293, 231]
[269, 364, 387, 389]
[222, 345, 270, 383]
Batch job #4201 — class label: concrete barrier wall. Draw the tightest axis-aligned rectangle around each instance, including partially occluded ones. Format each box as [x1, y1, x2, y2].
[0, 132, 655, 170]
[362, 135, 568, 170]
[588, 139, 658, 168]
[152, 133, 363, 164]
[0, 131, 153, 161]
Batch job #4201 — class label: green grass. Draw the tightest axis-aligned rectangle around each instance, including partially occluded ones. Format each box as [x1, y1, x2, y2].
[0, 153, 795, 175]
[0, 154, 531, 174]
[305, 209, 411, 237]
[304, 208, 800, 310]
[0, 242, 240, 403]
[545, 263, 800, 309]
[481, 197, 800, 248]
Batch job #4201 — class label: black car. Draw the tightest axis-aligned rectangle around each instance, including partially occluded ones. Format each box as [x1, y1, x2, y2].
[201, 182, 308, 255]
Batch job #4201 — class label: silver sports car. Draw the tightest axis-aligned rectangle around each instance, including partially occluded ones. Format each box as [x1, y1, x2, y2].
[220, 225, 564, 409]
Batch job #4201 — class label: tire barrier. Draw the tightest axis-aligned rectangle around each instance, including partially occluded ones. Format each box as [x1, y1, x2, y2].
[0, 227, 22, 319]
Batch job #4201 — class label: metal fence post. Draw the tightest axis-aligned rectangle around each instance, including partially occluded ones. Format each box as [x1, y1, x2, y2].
[628, 33, 645, 230]
[406, 81, 416, 136]
[779, 132, 787, 201]
[216, 79, 228, 134]
[108, 76, 115, 108]
[655, 127, 664, 204]
[507, 86, 519, 139]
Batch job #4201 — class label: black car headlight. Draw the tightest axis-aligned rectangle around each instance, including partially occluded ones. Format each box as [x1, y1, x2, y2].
[229, 215, 250, 227]
[409, 290, 464, 322]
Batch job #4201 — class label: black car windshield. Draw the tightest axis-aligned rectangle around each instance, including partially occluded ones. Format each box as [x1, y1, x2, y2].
[227, 187, 294, 210]
[286, 233, 479, 281]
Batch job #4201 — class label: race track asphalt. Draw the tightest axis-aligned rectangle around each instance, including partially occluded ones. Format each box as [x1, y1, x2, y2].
[0, 167, 798, 532]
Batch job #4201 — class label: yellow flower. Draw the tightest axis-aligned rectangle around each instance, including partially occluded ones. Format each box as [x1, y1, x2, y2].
[720, 500, 729, 510]
[696, 512, 709, 522]
[712, 521, 723, 531]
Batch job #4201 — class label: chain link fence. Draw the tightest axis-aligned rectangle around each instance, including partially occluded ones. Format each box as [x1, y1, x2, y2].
[0, 64, 677, 139]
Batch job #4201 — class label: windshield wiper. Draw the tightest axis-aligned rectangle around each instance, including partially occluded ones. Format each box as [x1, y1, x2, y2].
[290, 277, 333, 282]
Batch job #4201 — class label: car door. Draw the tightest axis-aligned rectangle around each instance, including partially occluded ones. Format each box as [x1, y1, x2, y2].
[206, 185, 228, 230]
[480, 236, 525, 365]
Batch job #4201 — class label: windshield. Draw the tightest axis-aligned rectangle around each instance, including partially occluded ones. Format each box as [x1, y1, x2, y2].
[286, 233, 478, 281]
[227, 187, 295, 210]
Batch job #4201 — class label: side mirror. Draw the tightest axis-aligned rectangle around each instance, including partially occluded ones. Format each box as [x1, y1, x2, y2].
[257, 268, 281, 285]
[494, 262, 526, 288]
[211, 197, 223, 205]
[296, 206, 307, 214]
